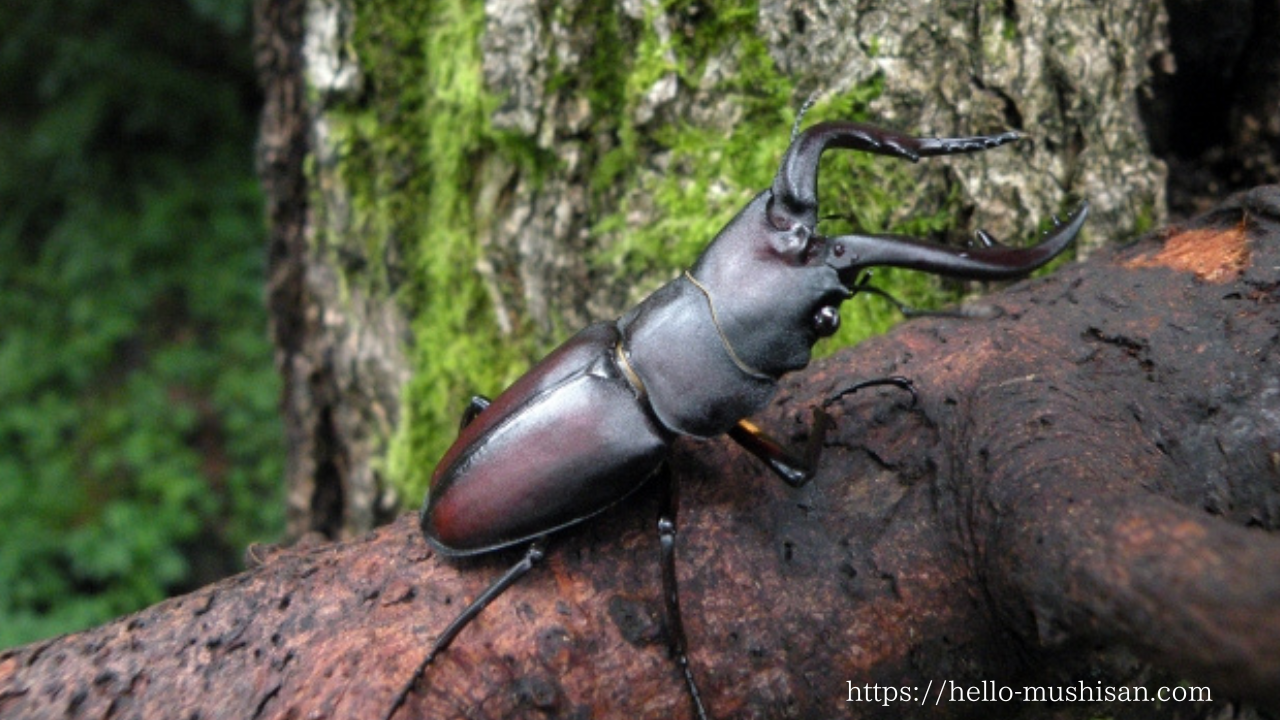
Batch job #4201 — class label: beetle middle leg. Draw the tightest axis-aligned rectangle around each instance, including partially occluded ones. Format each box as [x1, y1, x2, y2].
[656, 463, 709, 720]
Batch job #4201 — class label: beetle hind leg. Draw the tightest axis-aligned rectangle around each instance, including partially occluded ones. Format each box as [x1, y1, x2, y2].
[428, 537, 547, 661]
[383, 537, 547, 720]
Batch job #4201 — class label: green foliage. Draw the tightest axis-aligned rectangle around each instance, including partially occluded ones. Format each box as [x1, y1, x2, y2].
[0, 0, 283, 647]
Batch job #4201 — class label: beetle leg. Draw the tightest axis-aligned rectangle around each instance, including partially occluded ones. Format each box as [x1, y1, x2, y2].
[384, 537, 547, 720]
[459, 394, 491, 431]
[429, 537, 547, 659]
[728, 377, 917, 488]
[727, 411, 832, 488]
[821, 376, 918, 410]
[657, 466, 710, 720]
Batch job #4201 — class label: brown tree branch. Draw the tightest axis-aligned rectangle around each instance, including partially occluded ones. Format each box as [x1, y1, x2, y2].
[2, 188, 1278, 719]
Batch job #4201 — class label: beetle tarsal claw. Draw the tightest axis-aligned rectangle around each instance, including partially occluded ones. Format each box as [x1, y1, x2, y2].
[973, 229, 997, 248]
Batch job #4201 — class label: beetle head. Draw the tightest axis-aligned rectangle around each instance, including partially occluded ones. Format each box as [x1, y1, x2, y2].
[686, 120, 1087, 377]
[687, 188, 850, 376]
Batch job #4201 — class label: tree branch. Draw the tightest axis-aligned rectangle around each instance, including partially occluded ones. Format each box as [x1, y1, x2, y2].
[2, 188, 1278, 719]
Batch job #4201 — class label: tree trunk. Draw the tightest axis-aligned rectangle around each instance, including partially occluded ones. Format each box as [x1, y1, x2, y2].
[256, 0, 1172, 538]
[3, 188, 1277, 720]
[255, 0, 410, 539]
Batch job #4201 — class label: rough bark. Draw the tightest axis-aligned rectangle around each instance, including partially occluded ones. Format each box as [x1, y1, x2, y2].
[255, 0, 408, 540]
[757, 0, 1168, 241]
[3, 189, 1277, 719]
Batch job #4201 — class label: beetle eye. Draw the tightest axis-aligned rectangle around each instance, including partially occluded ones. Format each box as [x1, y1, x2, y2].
[813, 305, 840, 337]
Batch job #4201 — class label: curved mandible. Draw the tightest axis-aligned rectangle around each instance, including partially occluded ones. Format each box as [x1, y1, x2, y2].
[769, 121, 1021, 227]
[823, 202, 1089, 283]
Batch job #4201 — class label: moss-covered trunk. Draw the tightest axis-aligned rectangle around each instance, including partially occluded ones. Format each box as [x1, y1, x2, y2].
[258, 0, 1170, 537]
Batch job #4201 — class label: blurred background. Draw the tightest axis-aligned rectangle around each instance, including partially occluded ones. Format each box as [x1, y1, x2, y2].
[0, 0, 283, 647]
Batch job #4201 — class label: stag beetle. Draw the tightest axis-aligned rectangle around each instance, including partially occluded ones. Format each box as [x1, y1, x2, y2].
[387, 120, 1088, 719]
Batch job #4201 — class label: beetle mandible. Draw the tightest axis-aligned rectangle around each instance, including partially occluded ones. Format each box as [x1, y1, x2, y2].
[387, 119, 1088, 719]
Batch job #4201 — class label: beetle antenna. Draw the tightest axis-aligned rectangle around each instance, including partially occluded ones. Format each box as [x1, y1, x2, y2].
[819, 211, 857, 224]
[849, 271, 927, 317]
[852, 271, 1003, 319]
[822, 376, 918, 410]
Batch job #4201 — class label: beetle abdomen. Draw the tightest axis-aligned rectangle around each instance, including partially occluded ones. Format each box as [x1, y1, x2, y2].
[423, 332, 669, 556]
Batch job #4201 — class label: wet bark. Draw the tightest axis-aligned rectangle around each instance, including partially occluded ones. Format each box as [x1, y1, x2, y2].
[2, 188, 1277, 719]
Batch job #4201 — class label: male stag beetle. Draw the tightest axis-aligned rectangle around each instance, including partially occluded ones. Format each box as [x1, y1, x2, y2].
[388, 119, 1088, 719]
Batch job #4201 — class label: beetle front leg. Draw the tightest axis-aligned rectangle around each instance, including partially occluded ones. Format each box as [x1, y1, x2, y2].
[657, 465, 709, 720]
[822, 376, 917, 410]
[729, 377, 917, 488]
[727, 412, 831, 488]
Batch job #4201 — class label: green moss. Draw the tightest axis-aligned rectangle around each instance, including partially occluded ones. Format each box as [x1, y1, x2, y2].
[1002, 16, 1020, 42]
[976, 0, 1020, 63]
[589, 0, 809, 294]
[1131, 200, 1155, 238]
[329, 0, 539, 500]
